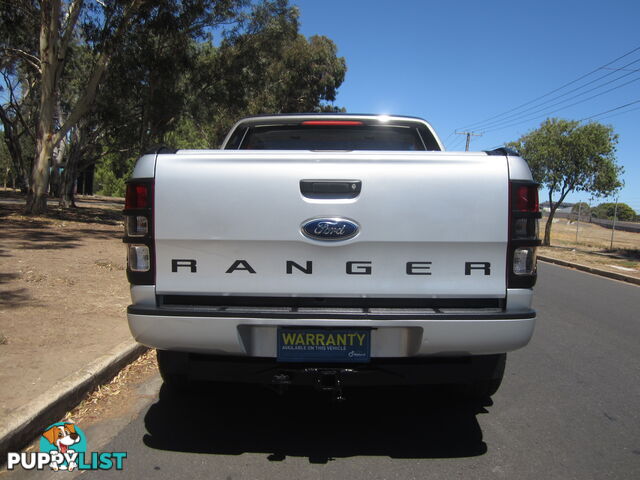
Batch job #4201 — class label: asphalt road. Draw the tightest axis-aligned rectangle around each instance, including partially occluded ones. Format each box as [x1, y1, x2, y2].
[9, 263, 640, 479]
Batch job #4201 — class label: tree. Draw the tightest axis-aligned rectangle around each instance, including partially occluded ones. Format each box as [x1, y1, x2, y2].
[185, 1, 347, 146]
[592, 202, 636, 222]
[0, 131, 12, 188]
[0, 3, 39, 193]
[2, 0, 244, 214]
[2, 0, 346, 211]
[0, 72, 35, 192]
[507, 118, 623, 246]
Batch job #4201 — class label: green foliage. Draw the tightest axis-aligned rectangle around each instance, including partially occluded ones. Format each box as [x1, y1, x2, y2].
[2, 0, 347, 207]
[164, 117, 212, 150]
[592, 202, 636, 222]
[86, 0, 347, 173]
[94, 157, 135, 198]
[507, 119, 622, 198]
[189, 1, 347, 146]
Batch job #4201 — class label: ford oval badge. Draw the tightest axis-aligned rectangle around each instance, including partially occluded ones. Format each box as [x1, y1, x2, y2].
[301, 217, 360, 241]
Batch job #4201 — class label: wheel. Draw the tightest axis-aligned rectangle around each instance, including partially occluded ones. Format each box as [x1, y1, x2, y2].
[156, 349, 190, 391]
[460, 353, 506, 399]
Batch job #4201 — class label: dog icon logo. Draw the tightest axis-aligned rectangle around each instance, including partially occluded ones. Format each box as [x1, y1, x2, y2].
[7, 421, 126, 471]
[40, 422, 86, 471]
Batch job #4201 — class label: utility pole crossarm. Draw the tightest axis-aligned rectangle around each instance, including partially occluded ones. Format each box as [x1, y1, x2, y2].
[455, 131, 483, 151]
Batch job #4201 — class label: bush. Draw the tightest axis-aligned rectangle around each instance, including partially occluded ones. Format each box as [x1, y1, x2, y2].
[592, 202, 636, 221]
[94, 157, 133, 197]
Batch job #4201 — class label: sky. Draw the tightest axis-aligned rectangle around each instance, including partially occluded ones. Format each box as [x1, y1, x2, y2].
[294, 0, 640, 212]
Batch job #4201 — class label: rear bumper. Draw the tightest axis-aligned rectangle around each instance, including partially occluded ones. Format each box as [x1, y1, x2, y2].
[164, 352, 507, 386]
[127, 305, 536, 357]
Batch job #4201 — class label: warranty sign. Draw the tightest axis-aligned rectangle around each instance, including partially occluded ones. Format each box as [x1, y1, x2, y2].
[277, 328, 371, 363]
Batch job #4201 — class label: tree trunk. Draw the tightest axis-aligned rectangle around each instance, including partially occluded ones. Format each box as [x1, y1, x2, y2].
[543, 187, 561, 246]
[59, 178, 77, 208]
[543, 210, 555, 246]
[26, 0, 59, 215]
[59, 153, 79, 209]
[26, 135, 54, 213]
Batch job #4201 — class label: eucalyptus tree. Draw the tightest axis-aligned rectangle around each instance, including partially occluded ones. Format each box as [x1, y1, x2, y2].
[507, 118, 623, 246]
[2, 0, 244, 213]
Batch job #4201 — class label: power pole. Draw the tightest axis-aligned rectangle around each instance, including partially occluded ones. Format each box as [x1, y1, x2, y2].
[575, 201, 582, 246]
[610, 197, 619, 250]
[455, 131, 483, 151]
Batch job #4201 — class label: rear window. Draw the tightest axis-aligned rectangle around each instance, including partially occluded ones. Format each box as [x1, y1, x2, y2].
[234, 125, 432, 151]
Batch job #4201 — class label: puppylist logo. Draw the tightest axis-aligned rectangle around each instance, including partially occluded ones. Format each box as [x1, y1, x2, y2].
[6, 422, 126, 472]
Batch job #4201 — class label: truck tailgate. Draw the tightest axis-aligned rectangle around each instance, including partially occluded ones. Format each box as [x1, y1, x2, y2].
[154, 151, 508, 298]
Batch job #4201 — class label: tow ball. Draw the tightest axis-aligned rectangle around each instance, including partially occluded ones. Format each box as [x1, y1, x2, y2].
[316, 371, 345, 402]
[271, 373, 291, 395]
[309, 368, 356, 402]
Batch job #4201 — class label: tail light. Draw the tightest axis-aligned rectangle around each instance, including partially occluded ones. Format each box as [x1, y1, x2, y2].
[123, 180, 154, 284]
[508, 181, 541, 288]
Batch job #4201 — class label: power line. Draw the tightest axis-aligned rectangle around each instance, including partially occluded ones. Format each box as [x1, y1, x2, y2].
[591, 105, 640, 122]
[578, 99, 640, 122]
[602, 67, 640, 73]
[482, 76, 640, 133]
[457, 45, 640, 130]
[470, 60, 640, 131]
[445, 132, 464, 148]
[446, 135, 467, 150]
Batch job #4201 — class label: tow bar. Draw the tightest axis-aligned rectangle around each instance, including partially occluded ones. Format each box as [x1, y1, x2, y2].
[271, 368, 356, 402]
[312, 369, 346, 402]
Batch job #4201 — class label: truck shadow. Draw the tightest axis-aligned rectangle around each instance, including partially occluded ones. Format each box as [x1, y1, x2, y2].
[143, 383, 489, 461]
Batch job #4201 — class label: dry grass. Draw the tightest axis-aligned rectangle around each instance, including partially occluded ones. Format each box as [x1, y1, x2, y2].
[62, 349, 158, 426]
[541, 216, 640, 277]
[545, 216, 640, 252]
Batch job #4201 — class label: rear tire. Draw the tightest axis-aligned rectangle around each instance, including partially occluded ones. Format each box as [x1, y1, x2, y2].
[460, 353, 506, 399]
[156, 349, 191, 391]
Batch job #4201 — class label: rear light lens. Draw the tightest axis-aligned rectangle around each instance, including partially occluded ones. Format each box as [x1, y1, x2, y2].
[125, 183, 151, 209]
[128, 245, 151, 272]
[515, 185, 539, 212]
[513, 217, 540, 239]
[513, 218, 528, 238]
[513, 247, 537, 275]
[123, 179, 154, 284]
[126, 216, 149, 237]
[508, 181, 541, 288]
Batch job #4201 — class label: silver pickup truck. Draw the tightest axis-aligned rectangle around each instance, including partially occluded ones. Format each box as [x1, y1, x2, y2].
[123, 114, 541, 399]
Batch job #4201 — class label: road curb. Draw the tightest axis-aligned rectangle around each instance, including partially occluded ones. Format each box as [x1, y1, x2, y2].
[538, 255, 640, 286]
[0, 340, 148, 463]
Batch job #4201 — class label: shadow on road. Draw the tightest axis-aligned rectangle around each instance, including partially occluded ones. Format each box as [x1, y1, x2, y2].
[143, 383, 489, 462]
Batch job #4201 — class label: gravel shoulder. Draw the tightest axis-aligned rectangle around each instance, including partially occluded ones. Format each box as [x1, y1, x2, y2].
[0, 196, 131, 422]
